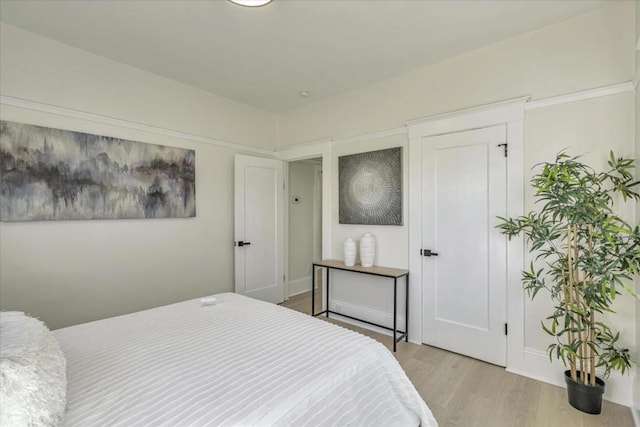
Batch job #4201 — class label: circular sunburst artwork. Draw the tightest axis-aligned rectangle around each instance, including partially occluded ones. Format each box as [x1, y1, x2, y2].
[338, 147, 402, 225]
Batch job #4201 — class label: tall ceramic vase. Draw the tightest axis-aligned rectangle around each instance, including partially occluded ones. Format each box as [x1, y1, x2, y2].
[344, 238, 356, 267]
[359, 233, 376, 267]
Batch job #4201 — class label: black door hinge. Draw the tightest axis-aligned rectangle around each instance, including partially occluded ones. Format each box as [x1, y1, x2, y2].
[504, 323, 508, 335]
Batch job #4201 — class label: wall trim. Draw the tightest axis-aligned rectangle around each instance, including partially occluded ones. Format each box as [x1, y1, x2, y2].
[0, 95, 274, 156]
[405, 96, 529, 130]
[526, 81, 634, 111]
[4, 81, 631, 158]
[279, 81, 635, 155]
[276, 129, 407, 160]
[276, 139, 332, 161]
[330, 126, 407, 146]
[312, 164, 323, 266]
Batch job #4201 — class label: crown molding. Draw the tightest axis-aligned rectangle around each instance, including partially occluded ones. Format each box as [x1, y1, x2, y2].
[0, 95, 274, 156]
[404, 96, 529, 128]
[330, 126, 407, 146]
[405, 96, 529, 139]
[276, 127, 407, 160]
[525, 81, 634, 111]
[276, 138, 332, 161]
[2, 80, 635, 157]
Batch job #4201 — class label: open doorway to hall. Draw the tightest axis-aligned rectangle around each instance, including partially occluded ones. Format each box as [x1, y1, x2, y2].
[287, 158, 322, 305]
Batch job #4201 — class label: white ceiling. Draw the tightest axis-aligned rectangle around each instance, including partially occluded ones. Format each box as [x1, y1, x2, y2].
[0, 0, 617, 113]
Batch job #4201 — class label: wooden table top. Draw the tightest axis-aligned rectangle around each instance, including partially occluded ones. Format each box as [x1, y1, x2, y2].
[313, 259, 409, 278]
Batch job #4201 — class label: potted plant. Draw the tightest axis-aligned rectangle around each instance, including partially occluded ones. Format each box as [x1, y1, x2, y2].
[497, 151, 639, 414]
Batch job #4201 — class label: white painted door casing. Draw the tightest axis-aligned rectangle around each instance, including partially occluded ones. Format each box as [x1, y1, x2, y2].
[234, 155, 284, 304]
[421, 124, 507, 366]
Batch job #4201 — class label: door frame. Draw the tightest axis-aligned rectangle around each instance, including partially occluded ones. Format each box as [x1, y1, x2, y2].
[406, 97, 527, 370]
[312, 164, 323, 265]
[282, 158, 323, 298]
[277, 142, 332, 304]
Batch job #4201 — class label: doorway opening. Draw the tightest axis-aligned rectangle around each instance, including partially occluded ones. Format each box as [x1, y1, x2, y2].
[286, 158, 323, 301]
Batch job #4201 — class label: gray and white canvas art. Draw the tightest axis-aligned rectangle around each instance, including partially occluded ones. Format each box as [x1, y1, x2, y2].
[339, 147, 402, 225]
[0, 121, 196, 221]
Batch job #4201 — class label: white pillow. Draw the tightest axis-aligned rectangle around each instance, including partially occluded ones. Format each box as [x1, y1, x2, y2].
[0, 312, 67, 426]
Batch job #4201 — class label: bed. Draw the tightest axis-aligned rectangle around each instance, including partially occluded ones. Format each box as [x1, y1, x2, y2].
[1, 293, 437, 426]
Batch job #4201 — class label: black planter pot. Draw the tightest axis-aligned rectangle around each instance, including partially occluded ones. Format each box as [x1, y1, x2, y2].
[564, 370, 605, 414]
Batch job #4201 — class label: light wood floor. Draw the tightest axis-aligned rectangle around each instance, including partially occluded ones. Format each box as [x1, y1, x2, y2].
[282, 290, 635, 427]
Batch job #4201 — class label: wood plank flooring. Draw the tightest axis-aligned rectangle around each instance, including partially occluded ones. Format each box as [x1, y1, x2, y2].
[281, 290, 634, 427]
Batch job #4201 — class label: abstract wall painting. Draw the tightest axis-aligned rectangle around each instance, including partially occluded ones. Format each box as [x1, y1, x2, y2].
[339, 147, 402, 225]
[0, 120, 195, 221]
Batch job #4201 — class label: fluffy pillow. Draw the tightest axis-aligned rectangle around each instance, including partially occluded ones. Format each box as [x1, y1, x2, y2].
[0, 311, 67, 426]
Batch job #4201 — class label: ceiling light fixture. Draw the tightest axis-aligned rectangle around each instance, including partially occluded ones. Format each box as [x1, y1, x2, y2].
[229, 0, 273, 7]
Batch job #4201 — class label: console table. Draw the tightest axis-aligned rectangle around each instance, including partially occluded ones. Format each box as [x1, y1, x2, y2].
[311, 259, 409, 352]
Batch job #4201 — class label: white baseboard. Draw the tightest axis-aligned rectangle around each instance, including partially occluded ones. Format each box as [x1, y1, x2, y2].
[326, 298, 406, 338]
[287, 276, 313, 297]
[506, 347, 636, 407]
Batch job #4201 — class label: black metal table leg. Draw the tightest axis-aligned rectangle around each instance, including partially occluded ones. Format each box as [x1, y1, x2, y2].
[311, 264, 316, 316]
[405, 273, 409, 342]
[393, 277, 397, 352]
[325, 268, 330, 318]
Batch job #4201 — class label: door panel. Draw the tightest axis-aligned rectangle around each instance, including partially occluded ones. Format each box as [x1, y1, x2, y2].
[421, 125, 507, 366]
[234, 155, 284, 304]
[435, 143, 489, 329]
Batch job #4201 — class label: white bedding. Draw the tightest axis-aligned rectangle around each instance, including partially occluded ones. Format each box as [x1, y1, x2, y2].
[54, 293, 437, 426]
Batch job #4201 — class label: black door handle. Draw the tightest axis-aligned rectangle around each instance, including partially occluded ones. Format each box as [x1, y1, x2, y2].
[421, 249, 438, 257]
[237, 241, 252, 247]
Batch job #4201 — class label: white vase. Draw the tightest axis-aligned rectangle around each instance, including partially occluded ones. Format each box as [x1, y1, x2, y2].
[344, 238, 356, 267]
[359, 233, 376, 267]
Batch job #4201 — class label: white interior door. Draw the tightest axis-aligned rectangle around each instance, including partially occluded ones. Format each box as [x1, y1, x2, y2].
[421, 124, 507, 366]
[234, 155, 284, 304]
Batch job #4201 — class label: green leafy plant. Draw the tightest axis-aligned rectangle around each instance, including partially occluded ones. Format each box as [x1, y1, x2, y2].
[497, 151, 640, 386]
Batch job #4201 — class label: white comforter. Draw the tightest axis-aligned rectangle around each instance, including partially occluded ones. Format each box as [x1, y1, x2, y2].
[54, 293, 437, 426]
